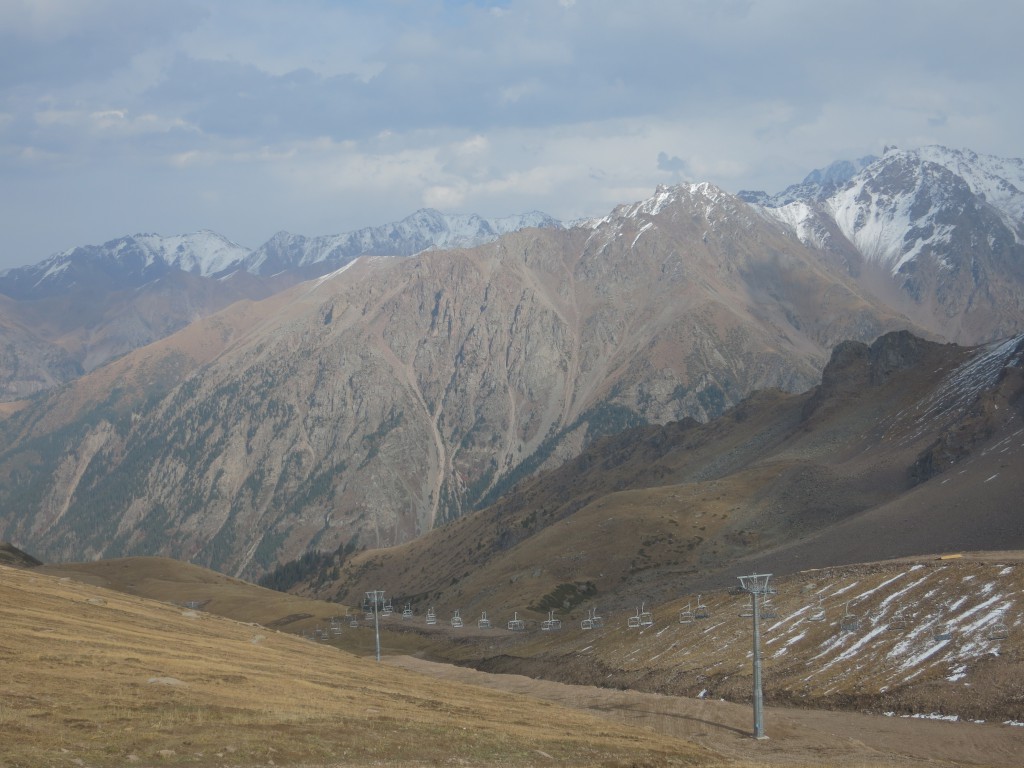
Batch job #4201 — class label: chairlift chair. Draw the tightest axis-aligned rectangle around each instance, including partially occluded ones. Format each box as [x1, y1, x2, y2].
[402, 603, 413, 620]
[628, 607, 642, 629]
[988, 619, 1009, 641]
[760, 597, 778, 620]
[381, 599, 394, 618]
[839, 601, 860, 632]
[451, 609, 463, 628]
[639, 602, 654, 627]
[508, 611, 525, 631]
[426, 606, 437, 625]
[694, 594, 711, 620]
[679, 602, 694, 624]
[739, 594, 754, 618]
[806, 596, 825, 623]
[541, 610, 561, 631]
[478, 611, 491, 629]
[349, 615, 359, 627]
[888, 608, 908, 631]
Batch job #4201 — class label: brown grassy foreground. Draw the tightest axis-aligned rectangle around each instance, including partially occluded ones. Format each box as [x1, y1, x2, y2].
[0, 564, 716, 767]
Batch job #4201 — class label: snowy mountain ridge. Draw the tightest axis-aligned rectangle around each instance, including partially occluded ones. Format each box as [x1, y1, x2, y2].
[239, 208, 562, 277]
[0, 209, 562, 299]
[752, 146, 1024, 276]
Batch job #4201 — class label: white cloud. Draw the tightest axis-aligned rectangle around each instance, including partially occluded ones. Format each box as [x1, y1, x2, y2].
[0, 0, 1022, 267]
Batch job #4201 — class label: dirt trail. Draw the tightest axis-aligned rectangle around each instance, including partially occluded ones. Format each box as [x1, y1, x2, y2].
[386, 656, 1024, 767]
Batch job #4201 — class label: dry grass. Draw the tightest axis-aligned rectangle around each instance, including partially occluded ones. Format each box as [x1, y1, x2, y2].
[0, 564, 719, 767]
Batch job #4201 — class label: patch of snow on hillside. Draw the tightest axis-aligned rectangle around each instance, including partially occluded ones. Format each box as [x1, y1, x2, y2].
[756, 202, 829, 249]
[889, 334, 1024, 445]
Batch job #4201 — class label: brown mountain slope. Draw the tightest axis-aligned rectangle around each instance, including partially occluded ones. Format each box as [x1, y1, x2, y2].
[301, 331, 1024, 622]
[0, 562, 712, 767]
[0, 189, 916, 576]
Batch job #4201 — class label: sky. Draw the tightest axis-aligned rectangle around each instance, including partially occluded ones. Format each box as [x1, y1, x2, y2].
[1, 0, 1022, 270]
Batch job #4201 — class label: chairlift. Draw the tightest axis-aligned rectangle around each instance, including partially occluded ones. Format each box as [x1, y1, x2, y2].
[739, 594, 754, 618]
[507, 611, 525, 631]
[987, 619, 1009, 641]
[451, 609, 464, 628]
[581, 607, 594, 630]
[628, 607, 641, 629]
[806, 596, 825, 623]
[402, 602, 413, 620]
[426, 606, 437, 625]
[760, 596, 778, 620]
[381, 599, 394, 618]
[679, 601, 694, 624]
[330, 616, 344, 635]
[888, 607, 908, 631]
[541, 610, 562, 631]
[840, 601, 860, 632]
[478, 611, 491, 629]
[694, 594, 711, 620]
[639, 602, 654, 627]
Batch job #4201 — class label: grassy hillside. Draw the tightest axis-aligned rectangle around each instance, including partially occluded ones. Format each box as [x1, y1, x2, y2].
[0, 563, 714, 767]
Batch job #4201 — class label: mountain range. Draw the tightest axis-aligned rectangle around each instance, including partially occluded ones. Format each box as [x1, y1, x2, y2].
[0, 145, 1021, 577]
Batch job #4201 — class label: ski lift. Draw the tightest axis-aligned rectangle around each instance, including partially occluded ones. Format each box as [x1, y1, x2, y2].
[679, 601, 694, 624]
[581, 606, 602, 629]
[401, 602, 413, 620]
[541, 610, 562, 631]
[581, 607, 595, 630]
[987, 618, 1009, 641]
[694, 594, 711, 620]
[628, 607, 641, 629]
[839, 601, 860, 632]
[888, 607, 908, 631]
[478, 611, 491, 629]
[507, 611, 525, 631]
[381, 598, 394, 618]
[450, 609, 463, 628]
[806, 596, 825, 623]
[425, 606, 437, 625]
[330, 616, 344, 635]
[349, 614, 359, 627]
[639, 602, 654, 627]
[760, 596, 778, 620]
[739, 594, 754, 618]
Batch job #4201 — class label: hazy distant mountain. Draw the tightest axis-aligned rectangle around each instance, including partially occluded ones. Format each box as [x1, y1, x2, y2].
[0, 231, 251, 300]
[0, 210, 562, 394]
[237, 209, 563, 278]
[1, 145, 1023, 577]
[0, 183, 913, 575]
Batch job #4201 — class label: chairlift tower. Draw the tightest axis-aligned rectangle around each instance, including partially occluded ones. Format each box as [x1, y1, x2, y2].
[366, 590, 385, 662]
[738, 573, 774, 740]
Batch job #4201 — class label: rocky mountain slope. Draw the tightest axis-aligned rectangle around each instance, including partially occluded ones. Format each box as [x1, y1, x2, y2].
[749, 146, 1024, 344]
[296, 330, 1024, 627]
[0, 185, 912, 576]
[1, 145, 1022, 577]
[0, 210, 560, 393]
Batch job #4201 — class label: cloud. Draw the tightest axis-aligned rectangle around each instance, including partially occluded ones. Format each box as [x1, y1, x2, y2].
[1, 0, 1023, 268]
[657, 152, 688, 175]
